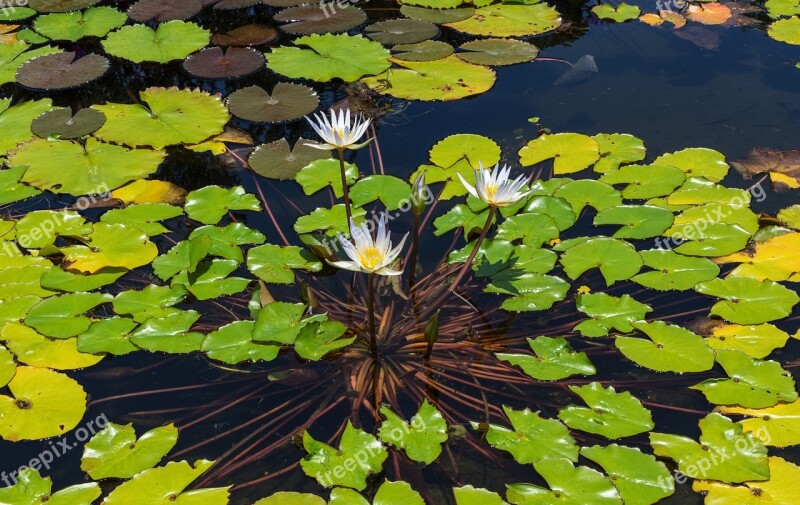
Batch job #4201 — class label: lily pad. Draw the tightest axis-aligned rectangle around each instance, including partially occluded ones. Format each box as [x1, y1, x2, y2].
[247, 243, 322, 284]
[592, 133, 647, 173]
[102, 21, 210, 63]
[632, 249, 720, 290]
[349, 175, 411, 210]
[574, 292, 652, 337]
[31, 107, 106, 139]
[127, 0, 204, 22]
[202, 320, 280, 364]
[718, 401, 800, 447]
[129, 311, 205, 354]
[400, 5, 475, 23]
[362, 55, 496, 102]
[0, 97, 55, 155]
[275, 4, 367, 35]
[93, 87, 230, 149]
[0, 42, 62, 85]
[594, 204, 674, 239]
[1, 322, 103, 370]
[705, 323, 792, 359]
[693, 457, 800, 503]
[249, 137, 329, 179]
[32, 6, 126, 41]
[301, 422, 387, 490]
[506, 459, 622, 505]
[378, 400, 448, 464]
[769, 17, 800, 45]
[496, 336, 595, 380]
[559, 382, 654, 439]
[267, 33, 390, 82]
[0, 468, 100, 504]
[60, 223, 159, 273]
[183, 46, 265, 79]
[366, 19, 439, 45]
[172, 259, 251, 300]
[484, 272, 570, 312]
[560, 237, 642, 285]
[654, 147, 729, 182]
[392, 40, 454, 61]
[81, 423, 178, 479]
[212, 24, 278, 46]
[24, 292, 111, 338]
[102, 460, 229, 505]
[456, 38, 538, 66]
[77, 317, 138, 356]
[592, 3, 641, 22]
[616, 320, 715, 373]
[29, 0, 100, 12]
[227, 84, 319, 123]
[695, 276, 799, 324]
[0, 366, 87, 441]
[519, 133, 600, 174]
[445, 4, 562, 37]
[580, 444, 674, 505]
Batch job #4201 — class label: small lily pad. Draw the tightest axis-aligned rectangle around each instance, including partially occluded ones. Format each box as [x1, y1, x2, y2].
[31, 107, 106, 139]
[102, 460, 228, 505]
[81, 423, 179, 479]
[103, 21, 210, 63]
[183, 46, 265, 79]
[378, 400, 448, 465]
[496, 336, 595, 380]
[184, 185, 261, 225]
[617, 320, 715, 373]
[212, 24, 278, 46]
[366, 18, 439, 45]
[392, 40, 454, 62]
[456, 38, 538, 66]
[249, 137, 329, 179]
[227, 84, 319, 123]
[16, 51, 109, 91]
[274, 4, 367, 34]
[558, 382, 654, 439]
[127, 0, 204, 22]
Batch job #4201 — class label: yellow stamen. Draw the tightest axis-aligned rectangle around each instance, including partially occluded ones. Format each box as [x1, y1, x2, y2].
[356, 246, 385, 270]
[484, 183, 498, 202]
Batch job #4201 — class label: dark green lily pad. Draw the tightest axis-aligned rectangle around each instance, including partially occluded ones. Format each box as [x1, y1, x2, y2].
[212, 24, 278, 46]
[227, 84, 319, 123]
[366, 19, 439, 45]
[400, 5, 475, 23]
[274, 4, 367, 35]
[249, 137, 329, 179]
[457, 38, 538, 66]
[392, 40, 454, 62]
[16, 52, 109, 91]
[127, 0, 204, 22]
[183, 46, 265, 79]
[31, 107, 106, 139]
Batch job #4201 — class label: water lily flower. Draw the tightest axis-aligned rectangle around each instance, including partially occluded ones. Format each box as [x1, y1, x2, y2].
[457, 163, 531, 207]
[305, 108, 372, 151]
[330, 215, 407, 276]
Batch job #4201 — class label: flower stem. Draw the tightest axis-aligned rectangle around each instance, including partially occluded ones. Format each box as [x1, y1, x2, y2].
[337, 148, 353, 226]
[407, 213, 421, 289]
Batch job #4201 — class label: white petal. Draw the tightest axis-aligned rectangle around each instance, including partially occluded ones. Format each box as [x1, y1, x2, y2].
[457, 171, 479, 199]
[328, 260, 363, 273]
[375, 265, 403, 276]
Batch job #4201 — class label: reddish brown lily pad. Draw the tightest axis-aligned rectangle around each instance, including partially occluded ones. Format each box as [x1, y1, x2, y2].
[16, 52, 109, 91]
[732, 148, 800, 191]
[274, 4, 367, 35]
[28, 0, 99, 12]
[212, 24, 278, 46]
[183, 47, 265, 79]
[128, 0, 204, 22]
[227, 83, 319, 123]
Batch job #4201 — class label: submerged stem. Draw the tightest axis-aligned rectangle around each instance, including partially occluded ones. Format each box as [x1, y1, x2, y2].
[408, 212, 421, 289]
[367, 273, 380, 413]
[337, 147, 353, 226]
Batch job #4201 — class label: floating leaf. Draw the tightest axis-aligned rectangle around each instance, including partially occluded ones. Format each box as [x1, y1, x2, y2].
[255, 492, 326, 505]
[445, 4, 561, 37]
[574, 292, 652, 337]
[453, 486, 507, 505]
[0, 42, 61, 85]
[101, 203, 182, 236]
[129, 311, 205, 354]
[212, 24, 278, 46]
[252, 301, 308, 344]
[173, 259, 251, 300]
[594, 204, 674, 239]
[152, 236, 212, 281]
[706, 323, 792, 359]
[32, 6, 126, 41]
[249, 137, 329, 179]
[102, 460, 228, 505]
[61, 223, 159, 273]
[0, 165, 41, 204]
[592, 3, 641, 22]
[686, 2, 732, 25]
[553, 179, 622, 214]
[103, 21, 210, 63]
[350, 175, 411, 210]
[29, 0, 101, 13]
[695, 276, 799, 324]
[558, 382, 654, 439]
[247, 243, 322, 284]
[0, 468, 100, 504]
[185, 185, 261, 225]
[506, 459, 622, 505]
[127, 0, 204, 22]
[81, 423, 178, 479]
[275, 4, 367, 34]
[592, 133, 647, 173]
[654, 147, 729, 182]
[599, 164, 685, 199]
[295, 158, 358, 197]
[378, 400, 448, 464]
[392, 40, 454, 62]
[31, 107, 106, 139]
[718, 401, 800, 447]
[113, 285, 187, 321]
[77, 317, 138, 355]
[183, 46, 265, 79]
[294, 204, 367, 235]
[366, 19, 438, 44]
[476, 406, 578, 464]
[228, 83, 319, 123]
[519, 133, 600, 174]
[716, 232, 800, 282]
[484, 272, 570, 312]
[693, 457, 800, 503]
[497, 336, 595, 380]
[294, 320, 353, 361]
[330, 481, 425, 505]
[650, 413, 769, 483]
[202, 320, 280, 364]
[93, 87, 229, 149]
[267, 33, 390, 82]
[456, 38, 538, 66]
[362, 55, 496, 102]
[400, 5, 475, 23]
[0, 98, 55, 155]
[111, 179, 187, 205]
[580, 444, 674, 505]
[189, 223, 266, 262]
[1, 322, 103, 370]
[632, 249, 720, 291]
[24, 292, 112, 338]
[560, 237, 642, 285]
[616, 320, 715, 373]
[691, 350, 797, 408]
[0, 367, 87, 441]
[301, 421, 388, 490]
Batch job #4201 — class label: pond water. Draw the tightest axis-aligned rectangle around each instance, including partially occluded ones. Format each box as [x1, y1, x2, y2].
[1, 1, 800, 504]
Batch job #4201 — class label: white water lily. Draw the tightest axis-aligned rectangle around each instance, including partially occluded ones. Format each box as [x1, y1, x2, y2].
[330, 215, 407, 276]
[457, 163, 531, 207]
[305, 108, 372, 150]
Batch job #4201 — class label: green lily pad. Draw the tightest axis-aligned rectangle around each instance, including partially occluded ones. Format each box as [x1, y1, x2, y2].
[599, 164, 685, 199]
[476, 406, 578, 464]
[0, 165, 41, 205]
[14, 137, 165, 195]
[769, 16, 800, 45]
[366, 19, 439, 45]
[294, 320, 353, 361]
[329, 480, 425, 505]
[505, 459, 621, 505]
[0, 7, 36, 21]
[61, 223, 159, 273]
[152, 236, 212, 281]
[113, 285, 187, 321]
[453, 486, 507, 505]
[101, 203, 182, 236]
[591, 134, 647, 173]
[378, 400, 448, 465]
[456, 38, 538, 66]
[519, 133, 600, 174]
[653, 147, 729, 182]
[189, 223, 266, 262]
[249, 137, 330, 179]
[695, 276, 799, 324]
[296, 158, 359, 197]
[32, 6, 126, 41]
[0, 366, 87, 441]
[705, 323, 792, 359]
[496, 336, 595, 380]
[267, 33, 390, 82]
[185, 185, 261, 225]
[593, 205, 674, 239]
[294, 204, 367, 235]
[445, 4, 561, 37]
[400, 5, 475, 23]
[0, 468, 100, 505]
[484, 272, 570, 312]
[31, 107, 106, 139]
[247, 243, 322, 284]
[129, 311, 205, 354]
[24, 292, 112, 338]
[93, 87, 229, 149]
[560, 237, 642, 285]
[574, 292, 652, 337]
[102, 460, 229, 505]
[252, 301, 308, 344]
[591, 3, 641, 22]
[81, 423, 178, 479]
[496, 213, 560, 247]
[15, 209, 91, 248]
[362, 55, 496, 102]
[580, 444, 674, 505]
[77, 317, 138, 355]
[392, 40, 454, 62]
[301, 421, 388, 490]
[172, 259, 251, 300]
[227, 84, 319, 123]
[558, 382, 654, 439]
[616, 320, 715, 373]
[202, 321, 280, 364]
[350, 175, 411, 210]
[0, 345, 15, 388]
[0, 98, 55, 155]
[553, 179, 622, 214]
[255, 492, 326, 505]
[691, 350, 797, 408]
[717, 402, 800, 448]
[632, 249, 720, 291]
[102, 21, 210, 63]
[0, 43, 61, 86]
[650, 413, 769, 483]
[1, 322, 103, 370]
